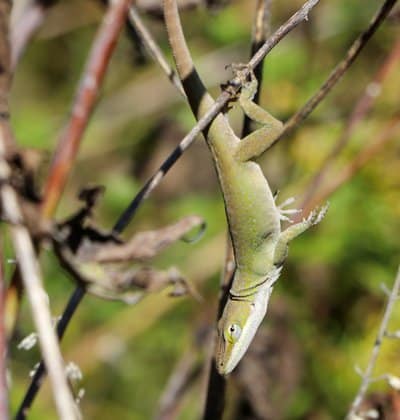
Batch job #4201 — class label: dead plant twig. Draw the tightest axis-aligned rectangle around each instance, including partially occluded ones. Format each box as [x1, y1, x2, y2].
[0, 2, 77, 417]
[17, 206, 203, 414]
[15, 1, 131, 416]
[346, 265, 400, 418]
[128, 5, 185, 96]
[156, 349, 201, 420]
[0, 134, 78, 420]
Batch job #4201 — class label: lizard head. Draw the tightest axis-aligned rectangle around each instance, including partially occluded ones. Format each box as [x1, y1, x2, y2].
[215, 281, 274, 375]
[215, 267, 281, 375]
[215, 299, 254, 375]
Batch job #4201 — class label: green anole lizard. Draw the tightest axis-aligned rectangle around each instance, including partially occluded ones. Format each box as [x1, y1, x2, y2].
[164, 0, 327, 375]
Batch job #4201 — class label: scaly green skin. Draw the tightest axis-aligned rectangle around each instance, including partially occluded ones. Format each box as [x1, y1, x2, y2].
[164, 0, 327, 375]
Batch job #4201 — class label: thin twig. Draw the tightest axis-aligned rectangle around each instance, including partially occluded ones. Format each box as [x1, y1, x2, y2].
[41, 0, 132, 219]
[242, 0, 271, 134]
[300, 37, 400, 210]
[155, 350, 199, 420]
[16, 0, 131, 414]
[274, 0, 399, 147]
[113, 0, 321, 234]
[5, 0, 54, 340]
[346, 265, 400, 418]
[136, 0, 202, 15]
[0, 2, 77, 417]
[0, 133, 78, 420]
[246, 0, 319, 70]
[0, 236, 8, 420]
[128, 5, 185, 96]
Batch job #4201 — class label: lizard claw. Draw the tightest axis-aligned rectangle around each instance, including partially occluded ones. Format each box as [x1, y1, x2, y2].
[304, 203, 329, 226]
[276, 196, 302, 223]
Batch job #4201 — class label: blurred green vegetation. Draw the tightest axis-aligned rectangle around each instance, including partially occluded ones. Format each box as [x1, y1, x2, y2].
[7, 0, 400, 419]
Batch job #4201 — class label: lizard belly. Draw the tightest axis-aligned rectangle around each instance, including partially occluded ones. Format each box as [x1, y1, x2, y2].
[214, 154, 281, 275]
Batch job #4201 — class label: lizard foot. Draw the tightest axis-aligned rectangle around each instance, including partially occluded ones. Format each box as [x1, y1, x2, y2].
[223, 63, 257, 101]
[304, 203, 329, 226]
[276, 195, 302, 222]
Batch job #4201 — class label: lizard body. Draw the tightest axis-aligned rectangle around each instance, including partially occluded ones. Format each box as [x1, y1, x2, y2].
[164, 0, 327, 375]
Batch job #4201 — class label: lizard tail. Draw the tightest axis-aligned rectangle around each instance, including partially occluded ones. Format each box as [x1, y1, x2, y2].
[163, 0, 215, 119]
[163, 0, 195, 81]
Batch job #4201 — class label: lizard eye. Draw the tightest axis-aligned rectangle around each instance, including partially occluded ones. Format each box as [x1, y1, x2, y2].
[225, 323, 242, 343]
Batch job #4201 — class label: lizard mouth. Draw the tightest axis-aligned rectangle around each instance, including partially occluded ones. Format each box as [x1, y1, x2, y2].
[215, 334, 229, 375]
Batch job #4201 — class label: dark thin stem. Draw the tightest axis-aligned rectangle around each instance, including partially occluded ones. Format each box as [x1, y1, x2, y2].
[15, 286, 85, 420]
[112, 0, 320, 234]
[203, 365, 227, 420]
[204, 2, 271, 418]
[242, 0, 271, 135]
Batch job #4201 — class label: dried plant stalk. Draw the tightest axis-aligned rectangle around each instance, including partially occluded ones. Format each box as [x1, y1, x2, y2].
[0, 132, 78, 419]
[346, 266, 400, 418]
[42, 0, 132, 218]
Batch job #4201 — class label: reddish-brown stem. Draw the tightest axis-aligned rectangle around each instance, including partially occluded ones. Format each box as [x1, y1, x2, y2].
[298, 115, 400, 220]
[12, 2, 131, 413]
[41, 0, 132, 219]
[301, 38, 400, 209]
[6, 0, 131, 347]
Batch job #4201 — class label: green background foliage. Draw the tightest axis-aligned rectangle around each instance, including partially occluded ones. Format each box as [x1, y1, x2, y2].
[8, 0, 400, 418]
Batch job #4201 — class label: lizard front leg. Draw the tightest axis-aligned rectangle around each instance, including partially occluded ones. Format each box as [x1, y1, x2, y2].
[233, 71, 283, 162]
[273, 204, 329, 266]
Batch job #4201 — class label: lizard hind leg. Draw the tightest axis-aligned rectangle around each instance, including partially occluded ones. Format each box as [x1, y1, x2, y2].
[273, 204, 329, 266]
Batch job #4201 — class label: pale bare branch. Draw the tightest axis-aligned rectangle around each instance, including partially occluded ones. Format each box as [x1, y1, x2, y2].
[346, 266, 400, 418]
